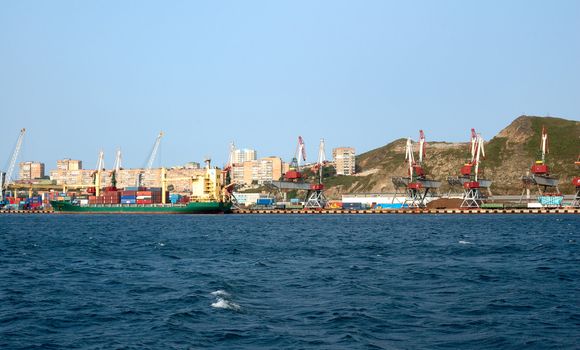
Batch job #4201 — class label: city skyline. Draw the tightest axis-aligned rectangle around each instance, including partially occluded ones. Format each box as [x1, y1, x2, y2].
[2, 1, 579, 170]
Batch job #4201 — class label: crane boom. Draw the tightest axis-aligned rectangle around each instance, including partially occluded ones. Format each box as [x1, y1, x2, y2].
[113, 148, 122, 173]
[146, 132, 164, 170]
[405, 137, 414, 178]
[540, 126, 548, 163]
[418, 130, 426, 164]
[2, 128, 26, 198]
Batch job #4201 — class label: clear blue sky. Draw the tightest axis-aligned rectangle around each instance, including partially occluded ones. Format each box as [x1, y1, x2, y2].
[2, 1, 579, 170]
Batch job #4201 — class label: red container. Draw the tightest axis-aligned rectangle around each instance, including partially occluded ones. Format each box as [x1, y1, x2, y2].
[137, 191, 152, 196]
[572, 177, 580, 187]
[531, 164, 549, 174]
[137, 199, 153, 204]
[310, 184, 324, 190]
[121, 191, 137, 196]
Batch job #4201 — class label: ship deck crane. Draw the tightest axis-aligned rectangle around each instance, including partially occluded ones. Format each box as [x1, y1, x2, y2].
[1, 128, 26, 203]
[391, 130, 441, 208]
[521, 126, 560, 198]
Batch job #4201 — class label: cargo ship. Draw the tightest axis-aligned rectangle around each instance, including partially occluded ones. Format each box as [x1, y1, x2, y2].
[50, 200, 231, 214]
[50, 166, 232, 214]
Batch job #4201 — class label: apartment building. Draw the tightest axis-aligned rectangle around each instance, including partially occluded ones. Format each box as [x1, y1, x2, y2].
[19, 161, 45, 180]
[332, 147, 356, 175]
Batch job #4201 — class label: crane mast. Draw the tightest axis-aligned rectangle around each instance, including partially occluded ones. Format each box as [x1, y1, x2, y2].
[1, 128, 26, 201]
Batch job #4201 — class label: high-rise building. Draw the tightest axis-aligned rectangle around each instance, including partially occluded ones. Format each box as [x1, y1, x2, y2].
[230, 156, 287, 185]
[19, 161, 45, 180]
[57, 159, 82, 171]
[233, 149, 257, 164]
[332, 147, 356, 175]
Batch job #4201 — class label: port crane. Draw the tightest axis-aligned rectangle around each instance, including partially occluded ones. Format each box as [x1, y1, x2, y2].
[265, 136, 328, 208]
[285, 136, 306, 181]
[304, 138, 328, 208]
[572, 155, 580, 207]
[1, 128, 26, 203]
[520, 126, 560, 198]
[391, 130, 441, 208]
[460, 131, 491, 208]
[137, 131, 163, 187]
[221, 142, 239, 208]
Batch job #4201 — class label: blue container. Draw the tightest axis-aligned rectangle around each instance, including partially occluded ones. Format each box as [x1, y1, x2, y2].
[256, 198, 274, 206]
[169, 194, 181, 204]
[121, 196, 137, 200]
[121, 199, 136, 204]
[290, 198, 300, 204]
[375, 203, 403, 209]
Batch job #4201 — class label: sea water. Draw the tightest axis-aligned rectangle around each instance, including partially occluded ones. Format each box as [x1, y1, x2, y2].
[0, 214, 578, 349]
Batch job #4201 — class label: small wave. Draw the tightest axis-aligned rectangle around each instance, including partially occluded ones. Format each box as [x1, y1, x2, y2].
[210, 290, 230, 297]
[211, 298, 240, 311]
[459, 240, 472, 244]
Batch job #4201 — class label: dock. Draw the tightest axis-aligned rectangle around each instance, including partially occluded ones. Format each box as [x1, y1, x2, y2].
[233, 208, 580, 215]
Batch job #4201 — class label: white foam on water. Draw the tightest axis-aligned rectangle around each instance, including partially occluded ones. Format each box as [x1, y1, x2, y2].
[211, 290, 230, 297]
[459, 240, 472, 244]
[211, 297, 240, 311]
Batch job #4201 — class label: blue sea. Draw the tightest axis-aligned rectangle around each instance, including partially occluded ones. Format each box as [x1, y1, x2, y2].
[1, 214, 579, 349]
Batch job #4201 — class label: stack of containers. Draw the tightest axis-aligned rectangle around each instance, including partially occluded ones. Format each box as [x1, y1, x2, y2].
[136, 190, 153, 204]
[26, 196, 43, 209]
[101, 191, 120, 204]
[120, 190, 137, 204]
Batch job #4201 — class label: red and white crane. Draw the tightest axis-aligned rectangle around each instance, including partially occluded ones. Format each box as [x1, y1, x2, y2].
[454, 129, 492, 208]
[524, 126, 560, 195]
[285, 136, 307, 181]
[572, 155, 580, 207]
[305, 138, 328, 209]
[393, 130, 440, 208]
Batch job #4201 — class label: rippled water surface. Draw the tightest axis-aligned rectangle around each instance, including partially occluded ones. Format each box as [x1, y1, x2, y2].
[1, 214, 579, 349]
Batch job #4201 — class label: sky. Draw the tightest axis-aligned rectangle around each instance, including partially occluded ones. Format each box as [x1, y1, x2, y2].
[1, 0, 579, 171]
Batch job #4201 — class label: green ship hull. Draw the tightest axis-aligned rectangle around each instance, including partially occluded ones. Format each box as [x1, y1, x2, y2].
[50, 200, 231, 214]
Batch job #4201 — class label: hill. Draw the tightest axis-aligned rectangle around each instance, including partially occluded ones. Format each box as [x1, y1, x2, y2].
[323, 115, 580, 198]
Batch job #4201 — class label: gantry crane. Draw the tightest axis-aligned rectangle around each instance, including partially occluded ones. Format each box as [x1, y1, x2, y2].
[137, 131, 163, 187]
[521, 126, 560, 198]
[1, 128, 26, 203]
[391, 130, 441, 208]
